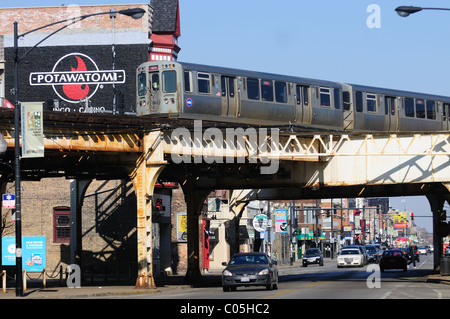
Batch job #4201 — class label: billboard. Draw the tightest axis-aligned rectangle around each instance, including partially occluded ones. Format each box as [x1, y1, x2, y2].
[5, 44, 149, 114]
[2, 236, 46, 272]
[274, 209, 287, 233]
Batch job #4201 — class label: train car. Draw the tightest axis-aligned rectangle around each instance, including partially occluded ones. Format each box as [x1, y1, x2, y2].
[136, 61, 344, 130]
[136, 60, 450, 132]
[340, 83, 450, 132]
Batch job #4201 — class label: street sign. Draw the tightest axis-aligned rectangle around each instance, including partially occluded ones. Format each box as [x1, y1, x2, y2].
[252, 214, 268, 232]
[2, 194, 15, 209]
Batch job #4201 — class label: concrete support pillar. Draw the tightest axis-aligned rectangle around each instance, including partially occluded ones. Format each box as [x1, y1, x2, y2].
[181, 180, 210, 285]
[130, 131, 165, 288]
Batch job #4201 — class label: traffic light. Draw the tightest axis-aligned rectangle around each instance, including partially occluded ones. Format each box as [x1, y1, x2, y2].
[411, 213, 414, 221]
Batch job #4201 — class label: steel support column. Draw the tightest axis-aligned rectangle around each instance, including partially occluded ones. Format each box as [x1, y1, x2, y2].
[427, 194, 446, 270]
[181, 179, 210, 285]
[130, 131, 165, 288]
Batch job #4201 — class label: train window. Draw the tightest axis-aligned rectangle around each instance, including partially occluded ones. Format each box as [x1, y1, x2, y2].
[229, 77, 235, 97]
[427, 100, 436, 120]
[137, 73, 146, 96]
[334, 89, 341, 109]
[415, 99, 425, 118]
[355, 91, 363, 112]
[319, 87, 331, 107]
[343, 92, 351, 111]
[261, 80, 274, 101]
[151, 73, 160, 91]
[163, 70, 177, 93]
[247, 78, 260, 100]
[184, 71, 192, 92]
[221, 76, 227, 97]
[366, 94, 377, 113]
[303, 86, 309, 105]
[197, 73, 211, 94]
[405, 98, 414, 117]
[275, 81, 287, 103]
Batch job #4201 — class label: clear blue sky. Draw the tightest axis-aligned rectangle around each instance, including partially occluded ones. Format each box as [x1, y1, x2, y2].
[3, 0, 450, 232]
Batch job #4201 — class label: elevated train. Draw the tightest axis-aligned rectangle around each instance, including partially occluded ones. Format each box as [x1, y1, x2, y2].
[136, 60, 450, 132]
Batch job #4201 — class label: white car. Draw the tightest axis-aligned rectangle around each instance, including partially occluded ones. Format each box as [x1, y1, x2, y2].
[337, 249, 365, 268]
[417, 246, 428, 255]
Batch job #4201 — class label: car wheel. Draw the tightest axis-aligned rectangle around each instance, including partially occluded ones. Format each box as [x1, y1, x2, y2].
[319, 260, 324, 266]
[223, 286, 230, 292]
[403, 267, 407, 272]
[303, 263, 307, 267]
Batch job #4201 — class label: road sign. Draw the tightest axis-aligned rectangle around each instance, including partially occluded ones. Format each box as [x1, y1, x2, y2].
[2, 194, 15, 209]
[252, 214, 268, 232]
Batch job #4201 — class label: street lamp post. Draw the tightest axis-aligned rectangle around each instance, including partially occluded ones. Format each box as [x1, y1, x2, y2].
[12, 7, 145, 297]
[395, 6, 450, 17]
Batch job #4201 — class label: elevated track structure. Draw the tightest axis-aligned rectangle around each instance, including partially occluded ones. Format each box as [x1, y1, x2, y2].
[0, 109, 449, 287]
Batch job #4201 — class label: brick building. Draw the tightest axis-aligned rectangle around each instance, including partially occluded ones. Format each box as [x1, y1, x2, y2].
[0, 2, 186, 282]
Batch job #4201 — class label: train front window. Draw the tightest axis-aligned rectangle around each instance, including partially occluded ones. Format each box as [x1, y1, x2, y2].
[163, 70, 177, 93]
[138, 73, 146, 96]
[151, 73, 160, 91]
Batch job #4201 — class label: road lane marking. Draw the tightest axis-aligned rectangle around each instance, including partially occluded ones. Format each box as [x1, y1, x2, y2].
[380, 291, 392, 299]
[263, 289, 299, 299]
[305, 281, 329, 288]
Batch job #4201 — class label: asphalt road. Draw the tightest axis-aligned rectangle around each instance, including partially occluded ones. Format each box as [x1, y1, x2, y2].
[106, 253, 447, 300]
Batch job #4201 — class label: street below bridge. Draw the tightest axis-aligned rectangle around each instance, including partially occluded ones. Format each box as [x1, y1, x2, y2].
[102, 254, 448, 300]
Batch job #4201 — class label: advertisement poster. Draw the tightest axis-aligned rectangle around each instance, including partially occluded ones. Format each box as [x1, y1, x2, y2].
[274, 209, 287, 233]
[176, 212, 187, 242]
[2, 236, 46, 272]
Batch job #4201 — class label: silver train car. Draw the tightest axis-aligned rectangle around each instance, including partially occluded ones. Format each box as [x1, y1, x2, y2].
[136, 60, 450, 132]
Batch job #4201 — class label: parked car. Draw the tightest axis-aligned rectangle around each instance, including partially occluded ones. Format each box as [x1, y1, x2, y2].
[222, 252, 278, 292]
[302, 248, 324, 267]
[379, 249, 407, 272]
[365, 245, 381, 263]
[337, 248, 365, 268]
[342, 245, 368, 265]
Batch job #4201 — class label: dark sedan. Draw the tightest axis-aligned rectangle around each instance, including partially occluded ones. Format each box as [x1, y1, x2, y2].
[379, 249, 407, 272]
[222, 252, 278, 292]
[302, 248, 324, 267]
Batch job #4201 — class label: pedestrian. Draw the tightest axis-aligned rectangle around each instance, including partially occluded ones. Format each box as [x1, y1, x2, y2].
[409, 245, 416, 268]
[272, 249, 278, 262]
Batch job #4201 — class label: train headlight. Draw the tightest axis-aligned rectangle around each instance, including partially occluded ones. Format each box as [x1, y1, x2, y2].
[164, 98, 169, 104]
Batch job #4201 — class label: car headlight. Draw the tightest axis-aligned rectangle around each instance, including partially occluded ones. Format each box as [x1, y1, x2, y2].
[223, 270, 233, 277]
[258, 269, 270, 275]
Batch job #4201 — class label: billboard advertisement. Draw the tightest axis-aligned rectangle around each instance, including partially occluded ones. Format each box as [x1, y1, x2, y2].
[2, 236, 46, 272]
[274, 209, 287, 233]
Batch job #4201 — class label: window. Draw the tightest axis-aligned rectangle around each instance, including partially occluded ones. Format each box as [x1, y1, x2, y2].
[247, 78, 260, 100]
[355, 91, 363, 112]
[53, 207, 70, 243]
[163, 70, 177, 93]
[343, 91, 351, 111]
[261, 80, 273, 101]
[221, 76, 235, 97]
[427, 100, 436, 119]
[184, 71, 192, 92]
[405, 98, 414, 117]
[444, 103, 450, 121]
[366, 94, 377, 113]
[319, 87, 331, 107]
[137, 73, 146, 96]
[275, 81, 287, 103]
[151, 73, 160, 91]
[334, 89, 341, 109]
[415, 99, 425, 118]
[197, 72, 210, 94]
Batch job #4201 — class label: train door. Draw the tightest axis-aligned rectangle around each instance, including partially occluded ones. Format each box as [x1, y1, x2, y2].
[342, 91, 353, 130]
[443, 103, 450, 130]
[149, 71, 161, 112]
[221, 76, 237, 117]
[296, 85, 310, 123]
[385, 96, 397, 131]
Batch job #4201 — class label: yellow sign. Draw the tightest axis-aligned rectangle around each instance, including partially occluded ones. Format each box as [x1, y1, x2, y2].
[393, 212, 407, 223]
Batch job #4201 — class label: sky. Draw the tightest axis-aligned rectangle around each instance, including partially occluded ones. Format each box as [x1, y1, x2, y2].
[3, 0, 450, 232]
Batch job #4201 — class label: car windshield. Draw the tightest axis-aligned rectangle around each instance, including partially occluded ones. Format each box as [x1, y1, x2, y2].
[306, 249, 320, 254]
[229, 254, 268, 265]
[365, 246, 376, 252]
[340, 250, 360, 255]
